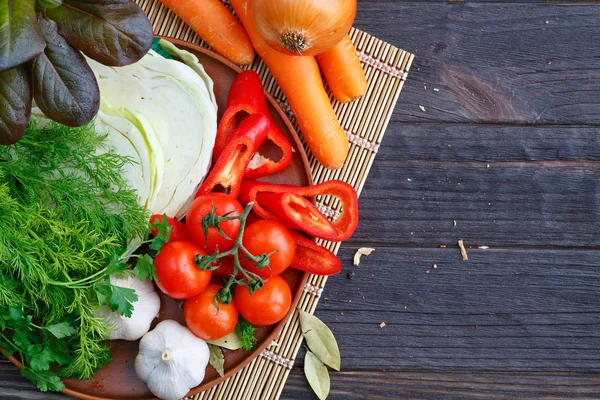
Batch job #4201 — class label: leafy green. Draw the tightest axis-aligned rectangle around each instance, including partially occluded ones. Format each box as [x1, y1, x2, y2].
[235, 317, 258, 351]
[133, 254, 156, 282]
[0, 0, 45, 71]
[37, 0, 63, 9]
[0, 65, 32, 144]
[0, 120, 149, 389]
[31, 15, 100, 127]
[46, 0, 153, 66]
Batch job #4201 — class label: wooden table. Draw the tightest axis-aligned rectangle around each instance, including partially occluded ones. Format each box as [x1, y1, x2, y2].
[2, 1, 599, 399]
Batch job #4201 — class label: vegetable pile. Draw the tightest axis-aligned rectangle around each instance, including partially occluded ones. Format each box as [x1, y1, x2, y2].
[159, 0, 366, 170]
[0, 0, 153, 144]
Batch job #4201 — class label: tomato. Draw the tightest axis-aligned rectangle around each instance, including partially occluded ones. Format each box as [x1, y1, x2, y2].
[241, 220, 295, 279]
[184, 284, 239, 340]
[211, 255, 241, 279]
[234, 275, 292, 326]
[186, 193, 243, 254]
[149, 214, 191, 242]
[154, 241, 212, 299]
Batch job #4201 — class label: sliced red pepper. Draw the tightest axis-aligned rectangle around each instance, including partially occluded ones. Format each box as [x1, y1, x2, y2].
[215, 70, 292, 179]
[239, 179, 359, 242]
[149, 214, 191, 242]
[289, 231, 342, 276]
[197, 114, 270, 199]
[255, 192, 338, 239]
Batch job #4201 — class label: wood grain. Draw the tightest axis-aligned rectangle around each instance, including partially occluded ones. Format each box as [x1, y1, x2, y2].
[3, 1, 600, 399]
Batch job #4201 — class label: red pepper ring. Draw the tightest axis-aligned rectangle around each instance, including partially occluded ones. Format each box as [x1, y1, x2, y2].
[255, 192, 339, 240]
[215, 70, 293, 179]
[238, 179, 359, 242]
[196, 114, 270, 199]
[289, 231, 342, 276]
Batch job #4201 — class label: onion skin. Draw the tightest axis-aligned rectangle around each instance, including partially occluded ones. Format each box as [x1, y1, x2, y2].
[253, 0, 357, 56]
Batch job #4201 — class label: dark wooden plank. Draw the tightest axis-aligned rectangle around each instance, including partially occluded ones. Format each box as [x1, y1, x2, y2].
[0, 360, 67, 399]
[347, 156, 600, 247]
[353, 2, 600, 124]
[382, 123, 600, 162]
[303, 246, 600, 372]
[283, 371, 600, 400]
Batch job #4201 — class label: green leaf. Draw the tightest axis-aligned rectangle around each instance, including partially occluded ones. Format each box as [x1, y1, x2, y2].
[0, 0, 45, 71]
[106, 253, 128, 276]
[133, 254, 156, 281]
[31, 15, 99, 127]
[299, 311, 340, 371]
[234, 317, 257, 351]
[207, 344, 225, 378]
[45, 0, 153, 66]
[44, 322, 76, 339]
[207, 331, 242, 351]
[150, 214, 171, 251]
[109, 285, 138, 318]
[94, 280, 112, 306]
[304, 351, 330, 400]
[37, 0, 63, 9]
[28, 346, 54, 371]
[0, 65, 32, 144]
[22, 368, 65, 392]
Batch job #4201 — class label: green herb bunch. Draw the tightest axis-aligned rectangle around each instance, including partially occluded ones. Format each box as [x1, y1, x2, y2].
[0, 121, 150, 391]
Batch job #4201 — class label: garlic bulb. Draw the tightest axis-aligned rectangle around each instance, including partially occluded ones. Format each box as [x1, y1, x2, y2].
[135, 320, 210, 400]
[95, 271, 160, 341]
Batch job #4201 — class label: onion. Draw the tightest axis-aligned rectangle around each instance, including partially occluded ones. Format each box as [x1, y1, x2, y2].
[253, 0, 357, 56]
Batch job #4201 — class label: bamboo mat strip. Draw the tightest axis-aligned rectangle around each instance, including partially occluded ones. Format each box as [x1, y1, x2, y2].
[134, 1, 413, 398]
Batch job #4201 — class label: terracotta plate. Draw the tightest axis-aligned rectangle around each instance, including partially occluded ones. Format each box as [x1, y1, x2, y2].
[7, 38, 311, 400]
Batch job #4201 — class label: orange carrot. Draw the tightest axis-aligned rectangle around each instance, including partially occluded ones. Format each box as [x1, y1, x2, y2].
[160, 0, 255, 65]
[230, 0, 349, 170]
[317, 35, 367, 103]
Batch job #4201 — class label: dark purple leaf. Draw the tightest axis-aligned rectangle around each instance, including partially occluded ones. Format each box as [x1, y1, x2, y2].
[0, 65, 32, 145]
[0, 0, 46, 71]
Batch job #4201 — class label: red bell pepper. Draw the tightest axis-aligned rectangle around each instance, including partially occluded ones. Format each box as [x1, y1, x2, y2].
[238, 179, 359, 242]
[289, 232, 342, 276]
[197, 114, 270, 198]
[215, 70, 292, 179]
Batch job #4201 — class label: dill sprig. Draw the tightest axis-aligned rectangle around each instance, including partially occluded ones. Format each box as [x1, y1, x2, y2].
[0, 121, 150, 390]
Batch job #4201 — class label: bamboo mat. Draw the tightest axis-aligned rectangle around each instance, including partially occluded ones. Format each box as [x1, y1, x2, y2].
[134, 1, 413, 398]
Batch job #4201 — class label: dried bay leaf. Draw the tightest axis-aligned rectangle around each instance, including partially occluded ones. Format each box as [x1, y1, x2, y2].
[299, 311, 340, 371]
[304, 351, 330, 400]
[207, 331, 242, 351]
[207, 344, 225, 377]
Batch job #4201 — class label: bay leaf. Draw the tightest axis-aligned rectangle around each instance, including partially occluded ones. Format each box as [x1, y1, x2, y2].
[207, 331, 242, 351]
[304, 351, 330, 400]
[299, 311, 340, 371]
[207, 344, 225, 378]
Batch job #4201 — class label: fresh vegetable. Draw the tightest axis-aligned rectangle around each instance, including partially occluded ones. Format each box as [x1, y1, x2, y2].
[159, 0, 255, 65]
[135, 320, 209, 400]
[184, 284, 239, 340]
[234, 275, 292, 326]
[215, 70, 292, 179]
[186, 193, 244, 254]
[87, 47, 218, 218]
[230, 0, 349, 170]
[0, 0, 153, 144]
[289, 232, 342, 276]
[235, 317, 258, 351]
[241, 220, 296, 279]
[0, 121, 149, 390]
[196, 114, 271, 198]
[95, 272, 160, 341]
[194, 202, 277, 304]
[316, 34, 367, 103]
[239, 179, 359, 241]
[150, 214, 191, 243]
[211, 255, 238, 279]
[153, 241, 212, 300]
[253, 0, 356, 56]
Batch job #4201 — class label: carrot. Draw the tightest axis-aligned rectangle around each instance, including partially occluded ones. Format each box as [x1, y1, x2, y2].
[317, 35, 367, 103]
[160, 0, 255, 65]
[229, 0, 349, 170]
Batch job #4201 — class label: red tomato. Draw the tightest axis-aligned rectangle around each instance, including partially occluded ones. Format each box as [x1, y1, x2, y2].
[241, 220, 296, 279]
[186, 193, 243, 254]
[154, 241, 212, 299]
[184, 284, 239, 340]
[234, 275, 292, 326]
[149, 214, 191, 242]
[211, 255, 241, 279]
